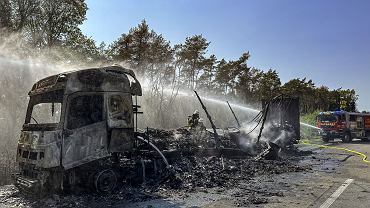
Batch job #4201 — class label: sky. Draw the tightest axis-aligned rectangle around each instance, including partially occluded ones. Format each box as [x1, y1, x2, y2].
[80, 0, 370, 110]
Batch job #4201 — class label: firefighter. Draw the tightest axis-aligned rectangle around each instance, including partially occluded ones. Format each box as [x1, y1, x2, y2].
[188, 110, 200, 129]
[198, 118, 206, 130]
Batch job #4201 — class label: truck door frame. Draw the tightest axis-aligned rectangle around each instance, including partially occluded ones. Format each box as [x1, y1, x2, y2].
[61, 92, 109, 170]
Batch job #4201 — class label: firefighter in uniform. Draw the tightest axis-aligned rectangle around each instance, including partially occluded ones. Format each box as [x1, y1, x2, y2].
[188, 110, 200, 129]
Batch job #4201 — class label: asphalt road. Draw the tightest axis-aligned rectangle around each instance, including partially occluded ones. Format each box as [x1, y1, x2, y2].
[266, 139, 370, 208]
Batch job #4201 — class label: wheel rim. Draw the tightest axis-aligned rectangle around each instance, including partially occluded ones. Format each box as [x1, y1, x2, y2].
[94, 169, 117, 193]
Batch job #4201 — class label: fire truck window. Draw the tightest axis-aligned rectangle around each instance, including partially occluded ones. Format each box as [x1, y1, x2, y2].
[318, 115, 337, 122]
[67, 95, 103, 129]
[108, 95, 131, 124]
[349, 115, 356, 122]
[338, 115, 345, 121]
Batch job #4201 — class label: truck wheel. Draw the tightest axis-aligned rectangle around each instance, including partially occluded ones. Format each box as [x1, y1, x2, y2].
[322, 137, 329, 143]
[342, 133, 352, 143]
[93, 169, 117, 194]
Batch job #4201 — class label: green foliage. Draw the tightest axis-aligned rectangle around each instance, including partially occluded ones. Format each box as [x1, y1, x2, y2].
[0, 0, 95, 63]
[174, 34, 211, 89]
[8, 0, 87, 47]
[110, 20, 173, 77]
[300, 111, 321, 140]
[0, 0, 12, 33]
[301, 110, 320, 126]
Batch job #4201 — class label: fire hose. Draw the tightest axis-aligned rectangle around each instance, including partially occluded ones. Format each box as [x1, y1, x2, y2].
[136, 135, 170, 167]
[301, 140, 370, 164]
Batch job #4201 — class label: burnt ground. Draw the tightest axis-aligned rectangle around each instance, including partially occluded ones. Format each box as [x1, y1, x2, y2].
[0, 145, 333, 208]
[0, 129, 344, 208]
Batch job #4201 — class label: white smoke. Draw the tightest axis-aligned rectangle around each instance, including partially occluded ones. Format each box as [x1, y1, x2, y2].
[238, 120, 296, 154]
[0, 34, 91, 184]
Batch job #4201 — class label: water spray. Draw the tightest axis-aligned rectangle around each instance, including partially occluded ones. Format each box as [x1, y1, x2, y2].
[157, 87, 321, 132]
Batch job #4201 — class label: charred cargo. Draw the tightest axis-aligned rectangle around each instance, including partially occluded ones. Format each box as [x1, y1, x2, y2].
[262, 96, 300, 146]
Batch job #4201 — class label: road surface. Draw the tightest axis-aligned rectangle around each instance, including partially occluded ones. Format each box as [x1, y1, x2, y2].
[267, 139, 370, 208]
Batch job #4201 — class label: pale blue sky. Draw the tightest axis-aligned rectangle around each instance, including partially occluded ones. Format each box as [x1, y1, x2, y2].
[80, 0, 370, 110]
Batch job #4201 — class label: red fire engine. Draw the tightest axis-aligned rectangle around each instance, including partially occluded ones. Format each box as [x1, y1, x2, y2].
[317, 110, 370, 142]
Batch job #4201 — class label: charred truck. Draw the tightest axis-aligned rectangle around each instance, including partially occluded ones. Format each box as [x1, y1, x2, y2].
[317, 110, 370, 142]
[14, 65, 168, 195]
[262, 96, 300, 146]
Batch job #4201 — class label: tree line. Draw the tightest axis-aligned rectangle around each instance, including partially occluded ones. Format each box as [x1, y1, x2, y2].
[0, 0, 358, 113]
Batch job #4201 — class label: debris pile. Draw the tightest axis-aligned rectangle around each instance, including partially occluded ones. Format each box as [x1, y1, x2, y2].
[146, 127, 239, 151]
[144, 127, 309, 191]
[164, 156, 306, 191]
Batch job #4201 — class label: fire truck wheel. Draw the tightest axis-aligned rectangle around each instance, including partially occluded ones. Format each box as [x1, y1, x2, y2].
[322, 137, 329, 143]
[93, 169, 117, 194]
[342, 133, 352, 143]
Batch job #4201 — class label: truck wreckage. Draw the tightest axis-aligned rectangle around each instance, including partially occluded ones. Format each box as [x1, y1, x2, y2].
[14, 65, 302, 197]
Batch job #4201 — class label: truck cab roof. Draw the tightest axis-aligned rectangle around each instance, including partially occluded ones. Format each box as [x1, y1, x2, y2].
[319, 110, 370, 117]
[29, 65, 142, 96]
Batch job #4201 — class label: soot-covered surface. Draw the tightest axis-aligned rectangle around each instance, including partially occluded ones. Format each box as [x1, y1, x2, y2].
[0, 128, 313, 208]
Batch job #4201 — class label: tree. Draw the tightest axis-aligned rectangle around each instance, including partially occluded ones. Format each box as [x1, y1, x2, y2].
[256, 69, 281, 100]
[111, 20, 174, 78]
[281, 78, 316, 113]
[63, 31, 104, 63]
[175, 35, 210, 90]
[2, 0, 87, 48]
[236, 67, 262, 103]
[197, 54, 217, 92]
[111, 20, 154, 75]
[214, 58, 232, 94]
[314, 86, 333, 110]
[338, 89, 358, 112]
[0, 0, 12, 34]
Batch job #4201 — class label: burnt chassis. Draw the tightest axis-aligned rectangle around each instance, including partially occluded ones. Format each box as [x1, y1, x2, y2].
[14, 131, 250, 196]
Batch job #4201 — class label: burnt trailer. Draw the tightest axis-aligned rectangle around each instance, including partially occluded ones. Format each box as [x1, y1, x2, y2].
[14, 65, 165, 195]
[262, 96, 300, 146]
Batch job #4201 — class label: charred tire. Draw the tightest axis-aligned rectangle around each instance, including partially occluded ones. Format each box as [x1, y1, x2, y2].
[342, 133, 352, 143]
[93, 169, 117, 194]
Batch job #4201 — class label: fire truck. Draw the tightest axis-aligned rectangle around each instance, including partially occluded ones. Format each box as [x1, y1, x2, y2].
[317, 110, 370, 142]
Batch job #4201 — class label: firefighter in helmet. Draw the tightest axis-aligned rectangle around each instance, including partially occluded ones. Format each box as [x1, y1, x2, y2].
[188, 110, 200, 129]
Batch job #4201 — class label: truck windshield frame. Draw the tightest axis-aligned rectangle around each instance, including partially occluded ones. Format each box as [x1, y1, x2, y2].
[23, 90, 64, 130]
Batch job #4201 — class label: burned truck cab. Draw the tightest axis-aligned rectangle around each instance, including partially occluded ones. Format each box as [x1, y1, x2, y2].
[15, 65, 142, 194]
